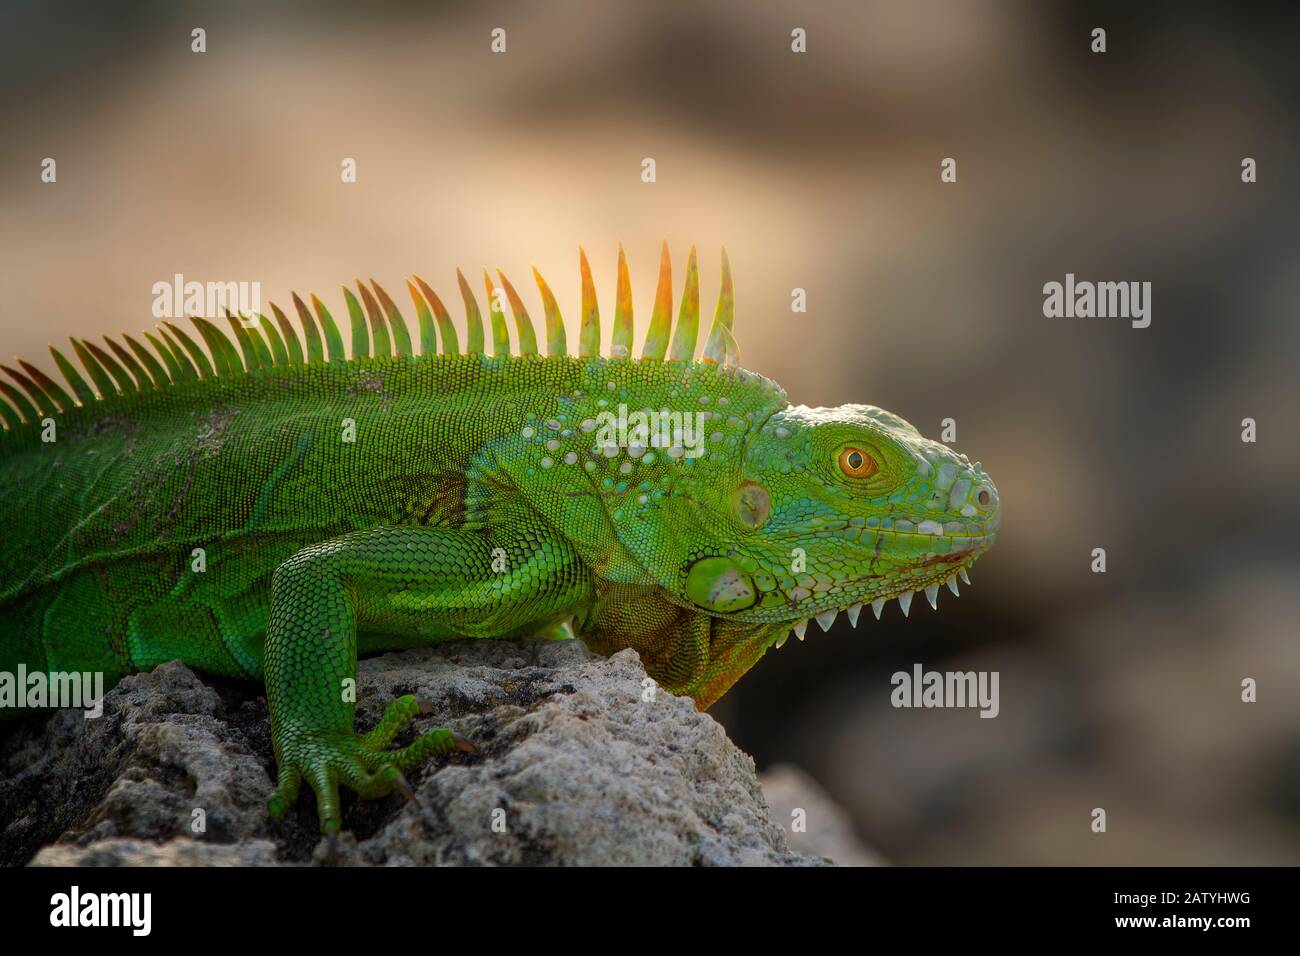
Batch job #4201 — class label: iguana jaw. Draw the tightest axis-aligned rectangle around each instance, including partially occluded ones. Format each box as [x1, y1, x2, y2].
[758, 491, 999, 642]
[786, 534, 996, 639]
[726, 531, 996, 642]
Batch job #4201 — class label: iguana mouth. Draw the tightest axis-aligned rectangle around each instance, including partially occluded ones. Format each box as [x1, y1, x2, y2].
[768, 540, 991, 648]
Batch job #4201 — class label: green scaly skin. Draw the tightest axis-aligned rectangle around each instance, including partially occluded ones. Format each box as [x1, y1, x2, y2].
[0, 244, 1000, 834]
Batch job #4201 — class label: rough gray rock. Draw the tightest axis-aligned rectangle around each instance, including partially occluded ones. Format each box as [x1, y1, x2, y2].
[0, 640, 827, 866]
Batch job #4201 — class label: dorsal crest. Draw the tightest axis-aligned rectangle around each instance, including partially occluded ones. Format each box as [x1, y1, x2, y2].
[0, 244, 739, 431]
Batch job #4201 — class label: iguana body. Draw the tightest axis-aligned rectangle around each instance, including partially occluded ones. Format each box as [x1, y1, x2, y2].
[0, 244, 1000, 833]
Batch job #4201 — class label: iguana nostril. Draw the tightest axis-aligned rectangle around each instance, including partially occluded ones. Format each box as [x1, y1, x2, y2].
[977, 489, 991, 507]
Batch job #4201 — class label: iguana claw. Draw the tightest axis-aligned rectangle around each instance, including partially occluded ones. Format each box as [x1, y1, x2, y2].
[268, 694, 466, 834]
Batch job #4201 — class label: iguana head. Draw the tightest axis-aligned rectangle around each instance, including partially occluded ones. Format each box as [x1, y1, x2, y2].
[681, 401, 1000, 635]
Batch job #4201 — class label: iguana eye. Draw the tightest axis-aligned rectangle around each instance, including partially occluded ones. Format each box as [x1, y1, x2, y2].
[838, 447, 877, 478]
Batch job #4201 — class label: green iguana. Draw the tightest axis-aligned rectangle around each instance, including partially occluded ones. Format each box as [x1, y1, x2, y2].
[0, 244, 1000, 834]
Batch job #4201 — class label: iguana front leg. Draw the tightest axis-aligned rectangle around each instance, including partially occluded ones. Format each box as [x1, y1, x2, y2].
[263, 523, 589, 834]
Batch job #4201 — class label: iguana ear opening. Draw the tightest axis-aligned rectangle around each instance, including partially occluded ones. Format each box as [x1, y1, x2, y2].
[731, 481, 771, 530]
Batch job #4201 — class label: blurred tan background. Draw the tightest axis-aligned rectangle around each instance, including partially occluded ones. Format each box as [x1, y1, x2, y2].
[2, 0, 1297, 863]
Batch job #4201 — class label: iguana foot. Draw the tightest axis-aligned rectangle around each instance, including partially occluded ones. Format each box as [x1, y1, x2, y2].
[267, 694, 469, 833]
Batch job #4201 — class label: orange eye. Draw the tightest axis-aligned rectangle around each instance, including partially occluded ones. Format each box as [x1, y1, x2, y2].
[838, 447, 877, 478]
